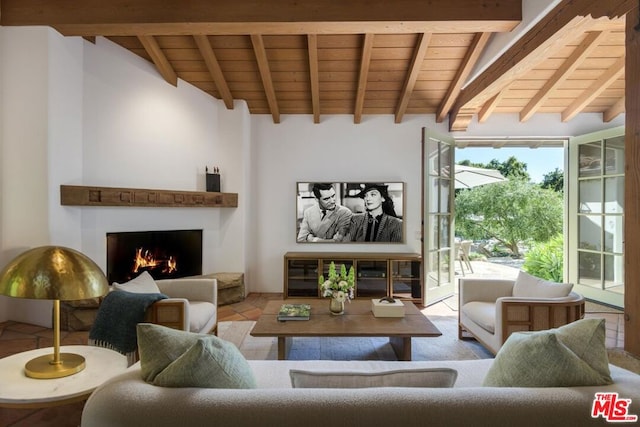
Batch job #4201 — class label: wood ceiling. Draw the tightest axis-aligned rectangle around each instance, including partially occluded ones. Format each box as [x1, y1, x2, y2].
[0, 0, 634, 131]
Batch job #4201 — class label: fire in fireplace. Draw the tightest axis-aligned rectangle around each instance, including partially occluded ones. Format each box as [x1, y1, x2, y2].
[106, 229, 203, 284]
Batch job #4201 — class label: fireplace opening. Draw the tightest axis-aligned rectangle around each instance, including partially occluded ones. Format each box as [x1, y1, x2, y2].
[106, 229, 203, 284]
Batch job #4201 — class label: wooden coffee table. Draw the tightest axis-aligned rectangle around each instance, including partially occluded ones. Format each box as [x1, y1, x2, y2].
[250, 299, 441, 361]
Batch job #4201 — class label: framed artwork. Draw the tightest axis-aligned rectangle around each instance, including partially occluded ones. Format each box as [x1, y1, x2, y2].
[296, 182, 404, 243]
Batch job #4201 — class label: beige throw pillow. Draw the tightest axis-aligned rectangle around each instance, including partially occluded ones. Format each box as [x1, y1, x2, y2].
[512, 270, 573, 298]
[290, 368, 457, 388]
[113, 271, 161, 294]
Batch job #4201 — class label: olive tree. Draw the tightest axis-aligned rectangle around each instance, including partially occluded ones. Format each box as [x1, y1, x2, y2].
[455, 179, 563, 257]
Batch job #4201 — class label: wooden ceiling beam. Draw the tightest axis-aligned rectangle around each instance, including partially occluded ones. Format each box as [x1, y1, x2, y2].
[449, 0, 636, 131]
[0, 0, 521, 35]
[520, 30, 606, 122]
[562, 56, 625, 122]
[477, 91, 505, 123]
[307, 34, 320, 124]
[395, 32, 431, 124]
[436, 32, 490, 123]
[137, 35, 177, 86]
[604, 96, 625, 122]
[354, 33, 374, 124]
[251, 34, 280, 123]
[194, 35, 234, 110]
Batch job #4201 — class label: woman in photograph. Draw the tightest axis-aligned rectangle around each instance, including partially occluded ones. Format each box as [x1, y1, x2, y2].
[345, 183, 402, 242]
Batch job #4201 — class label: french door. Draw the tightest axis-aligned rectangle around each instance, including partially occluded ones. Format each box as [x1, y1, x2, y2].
[568, 126, 625, 308]
[422, 128, 455, 305]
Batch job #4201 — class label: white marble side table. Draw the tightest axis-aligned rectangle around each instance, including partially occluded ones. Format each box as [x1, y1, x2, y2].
[0, 345, 128, 408]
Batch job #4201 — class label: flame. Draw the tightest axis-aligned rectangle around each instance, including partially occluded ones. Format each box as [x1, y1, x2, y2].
[132, 248, 178, 275]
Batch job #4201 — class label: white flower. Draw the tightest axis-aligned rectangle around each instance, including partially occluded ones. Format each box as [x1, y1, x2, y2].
[334, 291, 347, 302]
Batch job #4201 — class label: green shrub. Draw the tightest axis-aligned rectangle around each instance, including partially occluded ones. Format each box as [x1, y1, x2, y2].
[523, 234, 564, 282]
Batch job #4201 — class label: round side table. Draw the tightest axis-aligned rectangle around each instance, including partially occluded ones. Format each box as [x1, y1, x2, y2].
[0, 345, 129, 408]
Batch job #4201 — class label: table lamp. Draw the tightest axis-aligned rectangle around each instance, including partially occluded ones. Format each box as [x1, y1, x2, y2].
[0, 246, 109, 379]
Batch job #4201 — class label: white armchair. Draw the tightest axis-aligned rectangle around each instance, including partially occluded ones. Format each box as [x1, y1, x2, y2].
[458, 275, 585, 355]
[112, 271, 218, 335]
[146, 278, 218, 334]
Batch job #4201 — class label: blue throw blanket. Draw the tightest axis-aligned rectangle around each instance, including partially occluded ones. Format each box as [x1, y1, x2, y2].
[89, 290, 167, 364]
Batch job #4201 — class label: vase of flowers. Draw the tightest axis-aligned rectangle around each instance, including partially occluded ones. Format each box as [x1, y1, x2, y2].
[319, 262, 355, 315]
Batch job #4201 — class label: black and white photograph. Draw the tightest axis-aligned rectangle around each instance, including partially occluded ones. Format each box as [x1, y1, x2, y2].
[296, 182, 404, 243]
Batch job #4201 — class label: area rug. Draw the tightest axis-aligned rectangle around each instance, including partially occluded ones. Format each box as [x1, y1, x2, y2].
[217, 315, 493, 362]
[217, 319, 640, 374]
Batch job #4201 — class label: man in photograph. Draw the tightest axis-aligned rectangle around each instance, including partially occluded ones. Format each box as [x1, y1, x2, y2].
[297, 183, 352, 242]
[346, 183, 402, 242]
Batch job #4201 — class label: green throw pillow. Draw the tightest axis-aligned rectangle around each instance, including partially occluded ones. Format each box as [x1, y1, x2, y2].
[137, 323, 257, 389]
[483, 318, 612, 387]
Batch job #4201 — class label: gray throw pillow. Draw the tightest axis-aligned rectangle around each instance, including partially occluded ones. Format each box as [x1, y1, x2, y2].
[153, 336, 257, 389]
[483, 318, 612, 387]
[137, 323, 256, 389]
[290, 368, 457, 388]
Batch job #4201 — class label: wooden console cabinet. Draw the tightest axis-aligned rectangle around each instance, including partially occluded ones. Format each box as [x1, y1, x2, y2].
[284, 252, 422, 301]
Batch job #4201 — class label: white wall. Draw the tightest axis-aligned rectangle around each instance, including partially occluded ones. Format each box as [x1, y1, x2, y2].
[0, 27, 54, 324]
[77, 37, 249, 278]
[249, 115, 448, 292]
[0, 30, 249, 325]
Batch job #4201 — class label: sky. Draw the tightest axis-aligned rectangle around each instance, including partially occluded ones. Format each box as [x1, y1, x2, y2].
[455, 146, 565, 184]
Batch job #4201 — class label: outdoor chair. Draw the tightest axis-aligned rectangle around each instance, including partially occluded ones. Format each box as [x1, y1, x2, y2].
[455, 240, 474, 275]
[458, 271, 585, 354]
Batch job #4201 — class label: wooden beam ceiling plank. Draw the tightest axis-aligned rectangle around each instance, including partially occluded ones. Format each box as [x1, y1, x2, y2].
[450, 0, 636, 131]
[137, 35, 178, 86]
[307, 34, 320, 123]
[561, 56, 625, 122]
[1, 0, 522, 35]
[604, 96, 625, 122]
[354, 33, 374, 124]
[477, 90, 505, 123]
[251, 34, 280, 123]
[436, 32, 490, 123]
[520, 30, 606, 122]
[194, 35, 234, 109]
[394, 32, 432, 124]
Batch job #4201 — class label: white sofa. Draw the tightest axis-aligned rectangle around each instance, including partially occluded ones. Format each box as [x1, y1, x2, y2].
[81, 358, 640, 427]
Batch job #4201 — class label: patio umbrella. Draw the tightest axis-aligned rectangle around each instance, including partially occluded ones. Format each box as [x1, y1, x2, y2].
[454, 165, 506, 189]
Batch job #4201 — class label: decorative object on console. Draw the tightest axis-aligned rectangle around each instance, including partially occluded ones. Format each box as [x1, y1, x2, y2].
[0, 246, 109, 379]
[319, 262, 355, 315]
[296, 182, 405, 243]
[205, 166, 221, 192]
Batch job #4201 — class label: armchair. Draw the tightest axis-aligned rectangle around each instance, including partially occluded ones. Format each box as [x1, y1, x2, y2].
[146, 278, 218, 334]
[112, 271, 218, 335]
[458, 275, 585, 355]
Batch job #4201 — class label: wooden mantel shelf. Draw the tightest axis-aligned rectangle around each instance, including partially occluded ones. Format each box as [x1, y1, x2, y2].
[60, 185, 237, 208]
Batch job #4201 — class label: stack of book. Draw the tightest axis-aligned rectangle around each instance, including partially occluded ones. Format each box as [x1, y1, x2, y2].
[277, 303, 311, 321]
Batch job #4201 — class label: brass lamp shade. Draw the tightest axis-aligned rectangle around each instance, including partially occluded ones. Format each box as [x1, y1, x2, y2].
[0, 246, 109, 379]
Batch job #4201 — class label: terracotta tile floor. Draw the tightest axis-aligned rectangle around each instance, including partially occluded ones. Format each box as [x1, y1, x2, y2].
[0, 292, 626, 427]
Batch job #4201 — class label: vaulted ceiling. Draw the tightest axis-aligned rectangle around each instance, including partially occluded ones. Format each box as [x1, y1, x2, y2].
[0, 0, 634, 130]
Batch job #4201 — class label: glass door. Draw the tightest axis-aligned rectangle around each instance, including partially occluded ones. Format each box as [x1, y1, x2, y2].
[422, 128, 455, 305]
[569, 126, 625, 308]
